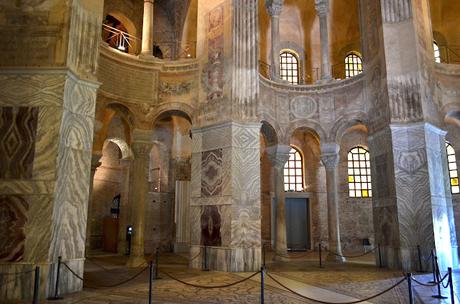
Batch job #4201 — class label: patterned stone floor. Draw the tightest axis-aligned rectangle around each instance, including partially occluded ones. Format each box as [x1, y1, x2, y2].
[27, 251, 460, 303]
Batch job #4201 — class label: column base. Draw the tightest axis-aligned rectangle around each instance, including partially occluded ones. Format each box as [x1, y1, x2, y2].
[326, 252, 346, 263]
[189, 245, 261, 272]
[126, 255, 147, 268]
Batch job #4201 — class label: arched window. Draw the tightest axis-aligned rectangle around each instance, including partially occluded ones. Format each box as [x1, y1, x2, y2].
[433, 42, 441, 63]
[280, 51, 300, 85]
[446, 143, 459, 194]
[348, 146, 372, 198]
[284, 147, 304, 191]
[345, 52, 363, 78]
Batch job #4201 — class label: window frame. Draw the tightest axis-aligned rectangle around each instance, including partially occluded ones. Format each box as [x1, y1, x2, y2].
[433, 41, 441, 63]
[283, 146, 304, 192]
[347, 146, 372, 198]
[345, 52, 363, 78]
[279, 50, 300, 85]
[446, 142, 459, 194]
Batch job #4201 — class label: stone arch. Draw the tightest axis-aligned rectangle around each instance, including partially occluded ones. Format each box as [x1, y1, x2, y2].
[287, 120, 326, 144]
[330, 112, 369, 144]
[106, 137, 133, 160]
[150, 104, 194, 127]
[106, 102, 135, 128]
[260, 120, 278, 147]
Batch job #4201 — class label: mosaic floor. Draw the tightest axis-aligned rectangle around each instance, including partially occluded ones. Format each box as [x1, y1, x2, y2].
[28, 251, 460, 303]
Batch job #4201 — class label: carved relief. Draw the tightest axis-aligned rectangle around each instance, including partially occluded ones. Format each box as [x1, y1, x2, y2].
[0, 195, 28, 262]
[0, 107, 39, 179]
[290, 96, 318, 119]
[159, 81, 193, 97]
[205, 5, 225, 102]
[388, 77, 423, 122]
[381, 0, 412, 23]
[200, 205, 222, 246]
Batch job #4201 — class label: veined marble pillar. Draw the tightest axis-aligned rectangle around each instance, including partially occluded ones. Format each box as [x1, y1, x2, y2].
[265, 0, 284, 80]
[174, 181, 191, 253]
[85, 154, 102, 252]
[369, 124, 457, 271]
[141, 0, 154, 55]
[320, 143, 345, 262]
[267, 145, 290, 257]
[126, 130, 152, 267]
[189, 122, 261, 272]
[315, 0, 332, 81]
[117, 159, 132, 254]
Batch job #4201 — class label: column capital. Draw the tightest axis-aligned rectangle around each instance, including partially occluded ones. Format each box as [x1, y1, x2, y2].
[266, 144, 291, 169]
[320, 143, 340, 169]
[131, 129, 152, 158]
[315, 0, 329, 16]
[265, 0, 284, 17]
[91, 153, 102, 171]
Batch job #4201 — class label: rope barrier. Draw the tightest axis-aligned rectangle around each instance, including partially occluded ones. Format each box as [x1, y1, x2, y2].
[159, 269, 261, 289]
[411, 276, 439, 287]
[274, 252, 311, 259]
[265, 271, 406, 304]
[62, 261, 149, 289]
[0, 269, 35, 276]
[63, 263, 84, 281]
[323, 246, 376, 259]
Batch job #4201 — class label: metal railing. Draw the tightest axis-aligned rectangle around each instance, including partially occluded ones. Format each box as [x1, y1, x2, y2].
[439, 45, 460, 64]
[102, 24, 139, 53]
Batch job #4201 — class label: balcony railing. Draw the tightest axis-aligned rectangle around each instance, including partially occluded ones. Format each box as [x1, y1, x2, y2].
[439, 45, 460, 64]
[152, 40, 196, 60]
[102, 24, 139, 53]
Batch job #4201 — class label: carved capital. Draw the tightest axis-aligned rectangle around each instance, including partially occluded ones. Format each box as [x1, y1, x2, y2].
[266, 145, 291, 169]
[320, 153, 339, 169]
[265, 0, 284, 16]
[315, 0, 329, 16]
[131, 129, 152, 158]
[320, 142, 339, 169]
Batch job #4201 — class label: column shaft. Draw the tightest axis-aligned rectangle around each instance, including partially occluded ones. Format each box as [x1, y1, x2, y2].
[315, 0, 332, 80]
[85, 155, 101, 252]
[270, 15, 280, 79]
[127, 135, 151, 267]
[141, 0, 154, 55]
[321, 144, 345, 262]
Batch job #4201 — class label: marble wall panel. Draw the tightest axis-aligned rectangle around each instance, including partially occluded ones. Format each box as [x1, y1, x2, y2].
[0, 74, 65, 107]
[0, 195, 28, 262]
[33, 106, 61, 180]
[200, 205, 222, 246]
[24, 195, 53, 262]
[191, 153, 202, 198]
[0, 107, 39, 179]
[201, 148, 223, 197]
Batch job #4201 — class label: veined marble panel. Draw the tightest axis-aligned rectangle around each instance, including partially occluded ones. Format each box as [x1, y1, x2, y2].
[0, 107, 39, 179]
[0, 73, 65, 107]
[0, 195, 28, 262]
[0, 181, 55, 195]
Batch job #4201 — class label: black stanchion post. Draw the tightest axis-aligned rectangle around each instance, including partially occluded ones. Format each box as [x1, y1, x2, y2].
[319, 242, 322, 268]
[32, 266, 40, 304]
[262, 244, 266, 268]
[204, 246, 209, 272]
[432, 256, 447, 299]
[48, 256, 63, 300]
[430, 249, 436, 284]
[417, 245, 422, 272]
[148, 260, 153, 304]
[260, 267, 265, 304]
[155, 248, 159, 279]
[378, 244, 382, 268]
[407, 273, 414, 304]
[449, 267, 455, 304]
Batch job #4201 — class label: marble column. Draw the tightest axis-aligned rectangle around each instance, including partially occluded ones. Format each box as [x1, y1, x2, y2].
[126, 130, 152, 267]
[85, 154, 102, 252]
[267, 145, 290, 257]
[141, 0, 154, 55]
[320, 143, 345, 262]
[315, 0, 332, 81]
[117, 158, 132, 254]
[265, 0, 284, 80]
